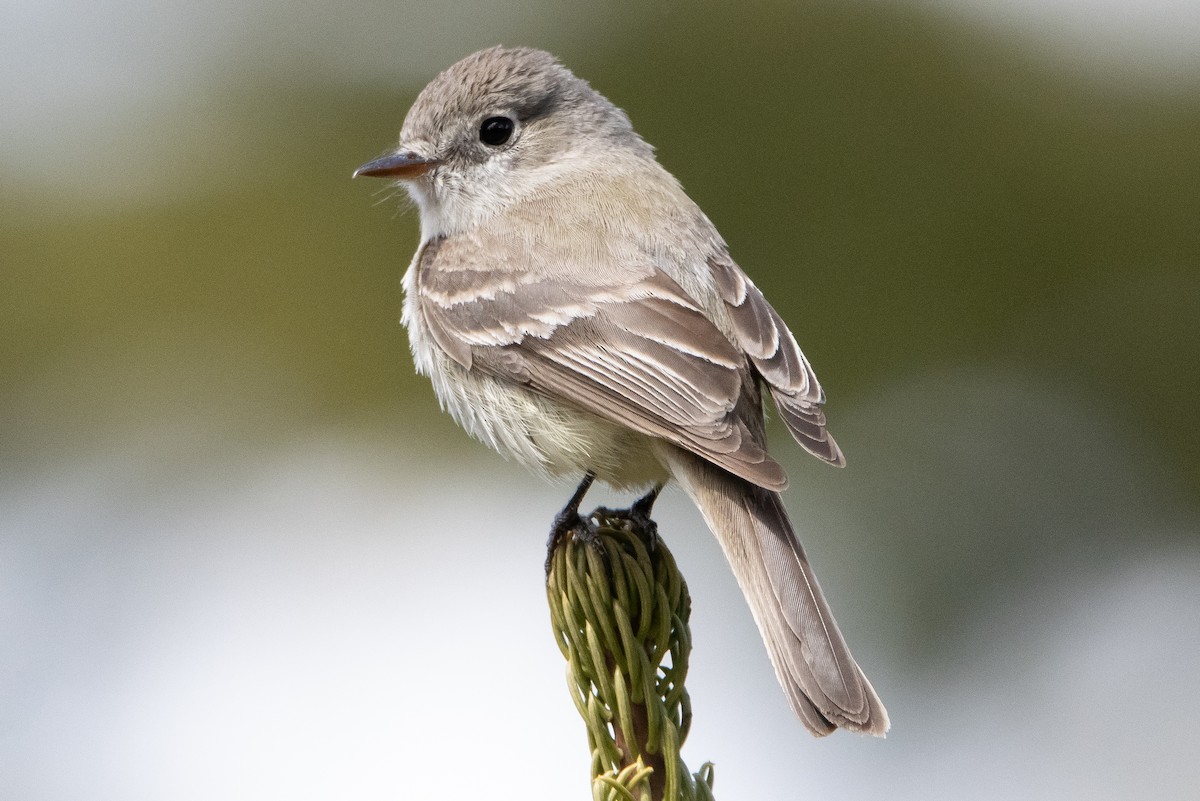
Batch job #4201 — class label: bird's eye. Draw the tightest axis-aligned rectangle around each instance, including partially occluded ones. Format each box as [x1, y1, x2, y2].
[479, 116, 514, 146]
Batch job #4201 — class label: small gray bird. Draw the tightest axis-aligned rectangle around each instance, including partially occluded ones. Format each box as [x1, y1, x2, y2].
[355, 46, 888, 736]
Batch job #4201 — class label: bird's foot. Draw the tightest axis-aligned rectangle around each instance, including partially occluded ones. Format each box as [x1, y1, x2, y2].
[546, 472, 597, 572]
[593, 484, 663, 553]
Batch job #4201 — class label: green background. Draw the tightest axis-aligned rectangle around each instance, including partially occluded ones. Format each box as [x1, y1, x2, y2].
[4, 1, 1198, 798]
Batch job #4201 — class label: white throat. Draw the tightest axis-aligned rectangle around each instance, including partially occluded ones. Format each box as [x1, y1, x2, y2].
[405, 151, 597, 241]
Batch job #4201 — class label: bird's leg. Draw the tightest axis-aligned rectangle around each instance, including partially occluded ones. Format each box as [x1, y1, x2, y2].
[546, 471, 597, 570]
[594, 483, 663, 552]
[628, 484, 662, 551]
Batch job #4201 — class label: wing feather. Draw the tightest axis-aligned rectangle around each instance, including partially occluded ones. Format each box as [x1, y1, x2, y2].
[709, 253, 845, 466]
[415, 238, 788, 488]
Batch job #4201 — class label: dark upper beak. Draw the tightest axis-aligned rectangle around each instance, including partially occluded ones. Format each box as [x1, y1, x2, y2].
[353, 150, 439, 179]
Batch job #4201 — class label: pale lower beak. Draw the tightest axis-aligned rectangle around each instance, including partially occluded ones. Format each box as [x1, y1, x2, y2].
[353, 150, 439, 179]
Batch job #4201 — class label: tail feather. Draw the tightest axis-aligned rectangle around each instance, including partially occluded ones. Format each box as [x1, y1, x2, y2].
[659, 446, 888, 736]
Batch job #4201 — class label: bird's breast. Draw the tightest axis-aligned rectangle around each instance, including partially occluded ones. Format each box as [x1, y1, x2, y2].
[401, 245, 666, 490]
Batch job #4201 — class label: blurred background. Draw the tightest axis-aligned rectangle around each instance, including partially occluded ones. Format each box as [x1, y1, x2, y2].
[3, 0, 1198, 798]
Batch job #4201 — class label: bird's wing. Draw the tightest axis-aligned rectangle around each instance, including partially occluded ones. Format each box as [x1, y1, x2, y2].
[413, 235, 787, 490]
[708, 253, 844, 466]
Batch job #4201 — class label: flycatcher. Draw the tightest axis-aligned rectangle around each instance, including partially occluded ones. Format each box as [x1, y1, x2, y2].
[355, 46, 887, 736]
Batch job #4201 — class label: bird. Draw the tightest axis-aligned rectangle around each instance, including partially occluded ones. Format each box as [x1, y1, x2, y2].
[354, 45, 888, 736]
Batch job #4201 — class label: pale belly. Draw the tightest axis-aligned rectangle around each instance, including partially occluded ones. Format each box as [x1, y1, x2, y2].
[420, 347, 671, 491]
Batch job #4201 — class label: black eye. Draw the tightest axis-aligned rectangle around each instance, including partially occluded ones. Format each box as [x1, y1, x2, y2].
[479, 116, 514, 146]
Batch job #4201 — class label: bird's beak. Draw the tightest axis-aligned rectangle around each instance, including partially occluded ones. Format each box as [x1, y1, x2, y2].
[353, 150, 440, 179]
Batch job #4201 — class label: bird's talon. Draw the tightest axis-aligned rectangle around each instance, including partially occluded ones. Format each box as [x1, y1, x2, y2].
[546, 472, 597, 572]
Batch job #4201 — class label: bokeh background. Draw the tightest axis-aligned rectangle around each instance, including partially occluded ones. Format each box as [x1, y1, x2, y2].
[4, 0, 1199, 798]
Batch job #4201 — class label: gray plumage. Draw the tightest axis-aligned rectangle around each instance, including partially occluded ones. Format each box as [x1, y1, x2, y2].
[357, 45, 887, 736]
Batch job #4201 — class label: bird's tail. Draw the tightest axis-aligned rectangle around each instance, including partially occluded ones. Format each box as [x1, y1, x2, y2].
[659, 447, 889, 736]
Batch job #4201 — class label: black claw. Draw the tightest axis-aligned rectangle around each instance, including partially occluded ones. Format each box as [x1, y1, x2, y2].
[629, 485, 663, 551]
[545, 477, 666, 572]
[546, 472, 597, 571]
[591, 484, 663, 553]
